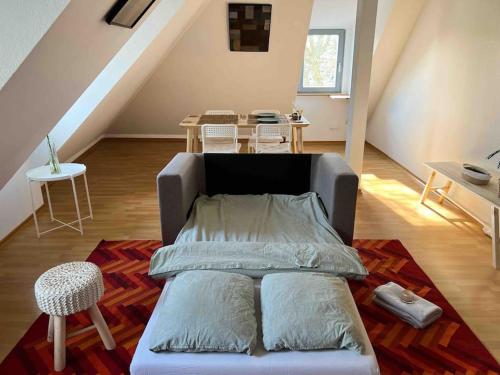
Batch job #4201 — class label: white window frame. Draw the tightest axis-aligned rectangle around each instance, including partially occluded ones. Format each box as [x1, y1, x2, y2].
[299, 29, 346, 93]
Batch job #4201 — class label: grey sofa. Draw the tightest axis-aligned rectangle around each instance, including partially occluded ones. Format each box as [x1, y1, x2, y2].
[157, 153, 359, 246]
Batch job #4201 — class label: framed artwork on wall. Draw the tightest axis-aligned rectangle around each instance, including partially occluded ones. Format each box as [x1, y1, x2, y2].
[228, 3, 272, 52]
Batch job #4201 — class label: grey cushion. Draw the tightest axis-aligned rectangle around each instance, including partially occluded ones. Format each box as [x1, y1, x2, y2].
[261, 273, 365, 353]
[149, 270, 257, 354]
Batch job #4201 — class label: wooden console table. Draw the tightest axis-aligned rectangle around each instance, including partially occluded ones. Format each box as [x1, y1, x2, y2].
[420, 162, 499, 269]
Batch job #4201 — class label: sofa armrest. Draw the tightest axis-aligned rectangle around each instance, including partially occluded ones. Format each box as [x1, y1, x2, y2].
[157, 153, 204, 245]
[310, 154, 359, 245]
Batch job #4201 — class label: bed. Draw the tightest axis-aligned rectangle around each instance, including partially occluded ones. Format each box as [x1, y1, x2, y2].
[130, 153, 379, 375]
[131, 279, 378, 375]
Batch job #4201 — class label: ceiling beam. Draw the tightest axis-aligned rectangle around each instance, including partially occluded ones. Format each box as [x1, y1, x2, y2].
[345, 0, 378, 177]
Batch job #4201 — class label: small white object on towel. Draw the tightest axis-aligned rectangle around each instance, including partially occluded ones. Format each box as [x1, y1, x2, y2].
[372, 282, 442, 329]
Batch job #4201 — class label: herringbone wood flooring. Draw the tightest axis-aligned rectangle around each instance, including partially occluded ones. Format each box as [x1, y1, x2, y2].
[0, 139, 498, 362]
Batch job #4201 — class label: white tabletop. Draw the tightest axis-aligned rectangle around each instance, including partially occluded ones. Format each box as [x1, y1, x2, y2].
[179, 114, 310, 128]
[425, 161, 500, 207]
[26, 163, 86, 182]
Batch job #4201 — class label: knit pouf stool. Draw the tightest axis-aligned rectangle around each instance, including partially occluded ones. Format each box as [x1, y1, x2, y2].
[35, 261, 116, 371]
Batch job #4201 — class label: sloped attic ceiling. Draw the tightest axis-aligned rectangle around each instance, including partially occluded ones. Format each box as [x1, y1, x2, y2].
[0, 0, 69, 90]
[0, 0, 209, 189]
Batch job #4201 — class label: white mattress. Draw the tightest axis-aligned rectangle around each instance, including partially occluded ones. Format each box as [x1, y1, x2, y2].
[130, 280, 379, 375]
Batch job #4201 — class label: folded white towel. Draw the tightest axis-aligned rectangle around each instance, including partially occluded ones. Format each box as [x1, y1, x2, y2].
[373, 282, 442, 329]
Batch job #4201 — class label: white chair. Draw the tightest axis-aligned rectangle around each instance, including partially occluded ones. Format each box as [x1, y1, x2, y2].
[251, 124, 292, 154]
[250, 109, 281, 115]
[248, 110, 283, 152]
[205, 110, 236, 115]
[201, 124, 241, 153]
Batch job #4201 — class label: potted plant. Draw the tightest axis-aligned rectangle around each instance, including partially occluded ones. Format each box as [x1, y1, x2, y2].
[46, 135, 61, 174]
[487, 149, 500, 197]
[487, 149, 500, 169]
[461, 149, 499, 186]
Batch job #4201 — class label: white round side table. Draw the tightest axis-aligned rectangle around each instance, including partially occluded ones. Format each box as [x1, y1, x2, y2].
[26, 163, 93, 237]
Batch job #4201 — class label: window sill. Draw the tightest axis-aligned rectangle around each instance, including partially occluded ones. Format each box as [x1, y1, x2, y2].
[329, 93, 350, 100]
[297, 92, 339, 96]
[296, 92, 351, 99]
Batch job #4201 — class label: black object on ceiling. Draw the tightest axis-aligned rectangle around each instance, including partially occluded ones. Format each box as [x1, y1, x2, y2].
[228, 3, 272, 52]
[106, 0, 156, 28]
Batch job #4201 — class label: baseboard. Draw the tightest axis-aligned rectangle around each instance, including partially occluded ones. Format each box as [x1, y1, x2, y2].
[0, 205, 43, 246]
[103, 134, 346, 142]
[104, 133, 187, 139]
[303, 140, 346, 144]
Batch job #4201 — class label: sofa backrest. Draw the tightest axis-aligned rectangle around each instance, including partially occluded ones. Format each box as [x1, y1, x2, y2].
[204, 153, 311, 196]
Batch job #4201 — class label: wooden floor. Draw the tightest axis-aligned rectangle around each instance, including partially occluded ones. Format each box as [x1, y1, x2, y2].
[1, 139, 499, 362]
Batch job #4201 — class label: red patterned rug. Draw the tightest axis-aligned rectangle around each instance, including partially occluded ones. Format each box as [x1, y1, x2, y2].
[0, 239, 499, 374]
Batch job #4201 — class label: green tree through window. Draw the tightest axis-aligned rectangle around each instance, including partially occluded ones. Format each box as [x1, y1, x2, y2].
[299, 29, 345, 93]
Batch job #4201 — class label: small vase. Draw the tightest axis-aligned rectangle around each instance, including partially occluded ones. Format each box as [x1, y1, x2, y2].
[46, 136, 61, 174]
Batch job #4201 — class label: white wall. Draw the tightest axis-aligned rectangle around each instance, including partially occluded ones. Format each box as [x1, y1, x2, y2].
[295, 95, 349, 141]
[0, 0, 69, 90]
[368, 0, 426, 117]
[373, 0, 394, 51]
[109, 0, 314, 135]
[295, 0, 394, 141]
[367, 0, 500, 225]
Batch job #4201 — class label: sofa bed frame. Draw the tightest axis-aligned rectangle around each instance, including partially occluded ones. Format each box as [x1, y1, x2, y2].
[157, 153, 359, 246]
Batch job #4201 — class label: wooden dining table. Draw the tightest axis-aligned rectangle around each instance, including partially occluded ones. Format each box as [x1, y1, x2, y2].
[178, 113, 310, 153]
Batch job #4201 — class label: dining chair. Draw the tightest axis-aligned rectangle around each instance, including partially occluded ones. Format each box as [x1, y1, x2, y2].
[251, 124, 292, 154]
[205, 110, 236, 115]
[201, 124, 241, 153]
[248, 110, 283, 152]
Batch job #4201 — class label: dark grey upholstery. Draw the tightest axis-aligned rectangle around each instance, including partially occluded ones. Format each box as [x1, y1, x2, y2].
[157, 153, 205, 245]
[310, 154, 359, 245]
[157, 153, 358, 246]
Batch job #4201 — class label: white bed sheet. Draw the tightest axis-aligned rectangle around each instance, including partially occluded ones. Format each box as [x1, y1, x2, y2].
[130, 280, 379, 375]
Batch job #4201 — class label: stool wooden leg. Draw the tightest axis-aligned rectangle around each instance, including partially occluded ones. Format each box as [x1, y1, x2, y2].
[88, 304, 116, 350]
[54, 316, 66, 372]
[48, 315, 54, 342]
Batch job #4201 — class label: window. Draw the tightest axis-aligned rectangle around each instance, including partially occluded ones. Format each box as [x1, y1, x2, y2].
[299, 29, 345, 93]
